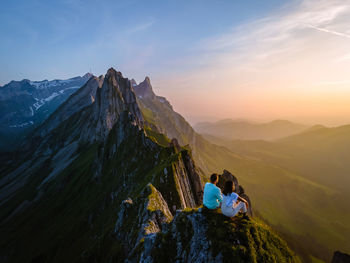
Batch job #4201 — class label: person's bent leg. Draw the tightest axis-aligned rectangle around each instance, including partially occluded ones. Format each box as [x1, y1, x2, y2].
[241, 202, 247, 213]
[233, 202, 247, 214]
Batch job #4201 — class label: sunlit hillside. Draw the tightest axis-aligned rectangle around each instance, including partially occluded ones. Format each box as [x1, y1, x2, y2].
[201, 125, 350, 262]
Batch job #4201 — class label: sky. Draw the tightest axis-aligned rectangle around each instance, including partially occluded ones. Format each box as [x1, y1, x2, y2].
[1, 0, 350, 126]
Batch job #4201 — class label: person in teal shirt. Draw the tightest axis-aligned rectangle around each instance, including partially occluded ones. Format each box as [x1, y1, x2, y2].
[203, 173, 223, 209]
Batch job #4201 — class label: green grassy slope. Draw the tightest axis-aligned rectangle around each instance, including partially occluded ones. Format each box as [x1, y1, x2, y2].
[201, 126, 350, 262]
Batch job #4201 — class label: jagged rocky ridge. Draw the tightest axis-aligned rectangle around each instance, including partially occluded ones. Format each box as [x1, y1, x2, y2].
[0, 68, 298, 263]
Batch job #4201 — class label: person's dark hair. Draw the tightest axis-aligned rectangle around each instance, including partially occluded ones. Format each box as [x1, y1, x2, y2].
[210, 173, 218, 183]
[223, 181, 234, 196]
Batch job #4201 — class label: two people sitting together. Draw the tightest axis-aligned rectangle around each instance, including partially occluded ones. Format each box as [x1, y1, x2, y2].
[203, 173, 249, 218]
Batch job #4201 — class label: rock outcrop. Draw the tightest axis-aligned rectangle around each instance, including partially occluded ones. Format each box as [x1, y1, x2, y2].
[133, 76, 157, 100]
[169, 138, 203, 209]
[136, 208, 299, 263]
[331, 251, 350, 263]
[82, 68, 144, 142]
[216, 169, 253, 215]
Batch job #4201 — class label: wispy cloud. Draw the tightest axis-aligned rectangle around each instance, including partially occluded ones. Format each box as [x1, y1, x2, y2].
[158, 0, 350, 125]
[126, 19, 155, 35]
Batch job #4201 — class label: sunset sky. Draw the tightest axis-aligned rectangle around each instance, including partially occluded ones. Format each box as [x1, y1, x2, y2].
[1, 0, 350, 125]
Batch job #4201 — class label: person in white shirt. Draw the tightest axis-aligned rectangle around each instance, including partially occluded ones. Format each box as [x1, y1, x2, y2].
[221, 180, 249, 217]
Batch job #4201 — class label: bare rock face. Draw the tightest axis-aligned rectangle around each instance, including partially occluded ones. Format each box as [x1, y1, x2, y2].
[216, 169, 253, 215]
[81, 68, 143, 142]
[114, 184, 173, 259]
[169, 139, 203, 209]
[181, 148, 204, 206]
[133, 76, 156, 100]
[331, 251, 350, 263]
[169, 138, 181, 152]
[216, 169, 239, 192]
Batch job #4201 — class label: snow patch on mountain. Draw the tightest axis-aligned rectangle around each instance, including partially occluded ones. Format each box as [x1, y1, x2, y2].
[10, 121, 34, 128]
[29, 79, 75, 89]
[32, 86, 80, 110]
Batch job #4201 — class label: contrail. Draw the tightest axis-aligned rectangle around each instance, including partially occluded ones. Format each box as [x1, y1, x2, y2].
[308, 24, 350, 39]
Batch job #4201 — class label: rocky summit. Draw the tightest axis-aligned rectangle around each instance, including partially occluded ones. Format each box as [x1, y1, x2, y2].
[0, 68, 299, 263]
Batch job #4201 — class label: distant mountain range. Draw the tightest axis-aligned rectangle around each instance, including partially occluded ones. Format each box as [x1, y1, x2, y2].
[0, 73, 92, 150]
[194, 119, 309, 141]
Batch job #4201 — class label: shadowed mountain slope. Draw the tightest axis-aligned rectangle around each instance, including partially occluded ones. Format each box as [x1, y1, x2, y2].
[0, 74, 92, 151]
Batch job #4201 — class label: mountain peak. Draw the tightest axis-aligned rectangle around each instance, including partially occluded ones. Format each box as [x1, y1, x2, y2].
[84, 68, 143, 141]
[82, 72, 93, 79]
[130, 78, 137, 87]
[144, 76, 151, 83]
[29, 68, 143, 148]
[133, 76, 156, 99]
[106, 67, 120, 75]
